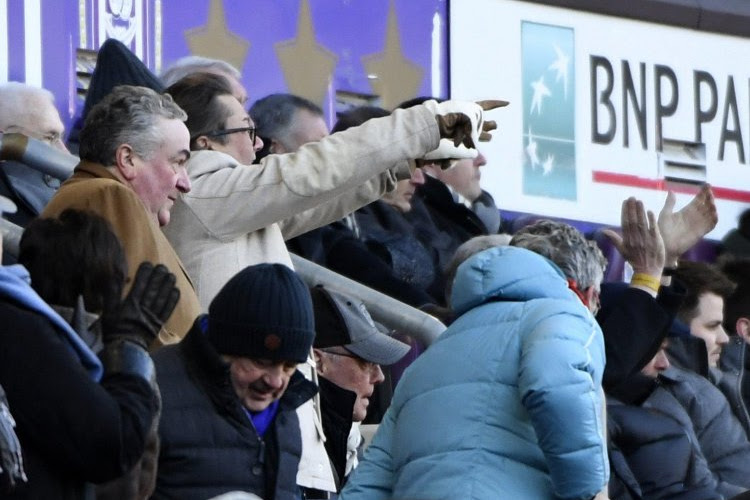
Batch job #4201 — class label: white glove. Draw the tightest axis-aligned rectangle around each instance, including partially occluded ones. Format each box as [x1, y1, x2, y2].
[421, 99, 507, 161]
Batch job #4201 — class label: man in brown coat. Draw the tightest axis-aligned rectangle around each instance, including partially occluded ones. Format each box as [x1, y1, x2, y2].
[42, 85, 201, 346]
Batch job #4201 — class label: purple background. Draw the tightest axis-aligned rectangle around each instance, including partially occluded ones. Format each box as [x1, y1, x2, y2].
[4, 0, 448, 131]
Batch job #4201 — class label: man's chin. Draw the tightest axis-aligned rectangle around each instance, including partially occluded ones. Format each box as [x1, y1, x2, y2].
[157, 210, 171, 227]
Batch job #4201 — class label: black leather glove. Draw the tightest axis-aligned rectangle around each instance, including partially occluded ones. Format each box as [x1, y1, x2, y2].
[0, 385, 26, 493]
[102, 262, 180, 349]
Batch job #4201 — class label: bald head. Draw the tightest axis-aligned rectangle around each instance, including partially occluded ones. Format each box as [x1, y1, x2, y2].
[0, 82, 68, 152]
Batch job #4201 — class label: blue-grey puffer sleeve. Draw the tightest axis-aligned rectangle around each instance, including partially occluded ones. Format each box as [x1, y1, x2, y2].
[518, 299, 609, 499]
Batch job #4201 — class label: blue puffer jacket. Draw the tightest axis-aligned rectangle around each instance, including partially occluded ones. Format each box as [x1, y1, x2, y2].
[342, 246, 609, 500]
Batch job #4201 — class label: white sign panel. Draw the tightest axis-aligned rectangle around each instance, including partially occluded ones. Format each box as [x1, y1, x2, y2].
[451, 0, 750, 238]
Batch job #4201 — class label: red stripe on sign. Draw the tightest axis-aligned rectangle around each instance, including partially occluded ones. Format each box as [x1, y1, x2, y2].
[592, 171, 750, 202]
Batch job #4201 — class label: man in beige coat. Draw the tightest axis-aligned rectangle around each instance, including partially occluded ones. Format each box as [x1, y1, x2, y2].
[164, 72, 499, 307]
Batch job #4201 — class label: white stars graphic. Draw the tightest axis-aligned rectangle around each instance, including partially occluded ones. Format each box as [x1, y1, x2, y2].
[542, 154, 555, 176]
[548, 44, 570, 99]
[526, 127, 540, 169]
[530, 76, 550, 115]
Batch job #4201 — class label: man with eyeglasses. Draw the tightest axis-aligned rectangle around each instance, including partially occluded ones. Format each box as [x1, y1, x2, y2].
[164, 71, 505, 308]
[164, 71, 503, 498]
[0, 82, 70, 238]
[310, 286, 410, 494]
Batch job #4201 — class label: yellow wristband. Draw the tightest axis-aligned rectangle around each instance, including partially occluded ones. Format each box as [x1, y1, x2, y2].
[630, 273, 661, 293]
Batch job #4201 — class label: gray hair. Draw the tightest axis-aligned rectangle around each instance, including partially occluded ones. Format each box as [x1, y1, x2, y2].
[0, 81, 56, 129]
[510, 220, 606, 290]
[160, 56, 241, 87]
[249, 93, 323, 146]
[79, 85, 187, 165]
[444, 234, 512, 302]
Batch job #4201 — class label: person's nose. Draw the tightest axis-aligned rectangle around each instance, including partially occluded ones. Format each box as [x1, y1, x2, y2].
[717, 327, 730, 347]
[473, 152, 487, 168]
[176, 167, 191, 193]
[655, 350, 671, 372]
[253, 135, 264, 152]
[54, 137, 70, 154]
[411, 167, 426, 186]
[263, 365, 286, 390]
[371, 364, 385, 384]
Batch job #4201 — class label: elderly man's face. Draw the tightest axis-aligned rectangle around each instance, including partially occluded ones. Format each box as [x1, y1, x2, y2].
[4, 95, 68, 153]
[688, 292, 730, 368]
[282, 109, 329, 153]
[129, 117, 191, 226]
[226, 356, 298, 412]
[317, 348, 385, 422]
[436, 151, 487, 202]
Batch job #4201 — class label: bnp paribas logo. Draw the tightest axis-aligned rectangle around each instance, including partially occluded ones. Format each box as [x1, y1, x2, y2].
[522, 22, 576, 201]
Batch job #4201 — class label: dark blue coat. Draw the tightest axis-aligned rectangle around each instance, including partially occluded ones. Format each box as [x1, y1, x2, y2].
[152, 319, 317, 500]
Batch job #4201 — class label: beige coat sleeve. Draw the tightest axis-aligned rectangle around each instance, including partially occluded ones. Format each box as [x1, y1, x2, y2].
[182, 106, 439, 242]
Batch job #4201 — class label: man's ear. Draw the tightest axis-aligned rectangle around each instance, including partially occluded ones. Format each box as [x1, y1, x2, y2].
[583, 285, 599, 313]
[194, 135, 211, 151]
[268, 139, 286, 154]
[114, 143, 138, 181]
[736, 317, 750, 342]
[312, 348, 325, 372]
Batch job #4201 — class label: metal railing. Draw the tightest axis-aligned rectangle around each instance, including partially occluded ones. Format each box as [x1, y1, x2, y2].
[0, 134, 446, 345]
[0, 133, 78, 180]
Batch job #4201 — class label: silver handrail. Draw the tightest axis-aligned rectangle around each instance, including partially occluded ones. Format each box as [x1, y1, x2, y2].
[0, 133, 78, 180]
[1, 217, 445, 346]
[0, 217, 21, 261]
[291, 253, 445, 347]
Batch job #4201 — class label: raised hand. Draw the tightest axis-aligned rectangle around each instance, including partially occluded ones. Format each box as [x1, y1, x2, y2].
[602, 196, 665, 277]
[425, 99, 508, 163]
[102, 262, 180, 349]
[658, 185, 717, 266]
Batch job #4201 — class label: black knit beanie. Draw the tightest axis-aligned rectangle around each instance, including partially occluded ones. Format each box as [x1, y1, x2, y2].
[207, 264, 315, 363]
[83, 39, 165, 120]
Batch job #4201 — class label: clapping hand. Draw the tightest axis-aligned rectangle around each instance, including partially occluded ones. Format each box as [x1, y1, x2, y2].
[602, 197, 665, 277]
[658, 185, 717, 267]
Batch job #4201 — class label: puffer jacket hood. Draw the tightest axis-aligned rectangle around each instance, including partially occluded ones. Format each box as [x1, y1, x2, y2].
[451, 245, 574, 315]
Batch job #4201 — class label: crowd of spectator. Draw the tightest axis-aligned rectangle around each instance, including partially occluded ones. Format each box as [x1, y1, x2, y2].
[2, 39, 750, 500]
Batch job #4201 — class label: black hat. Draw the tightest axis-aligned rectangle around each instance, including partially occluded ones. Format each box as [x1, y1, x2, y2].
[311, 286, 410, 365]
[207, 264, 315, 363]
[83, 39, 165, 120]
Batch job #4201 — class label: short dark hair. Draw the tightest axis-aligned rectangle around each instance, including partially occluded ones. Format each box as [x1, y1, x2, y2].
[249, 93, 323, 161]
[331, 106, 389, 134]
[19, 209, 127, 315]
[166, 72, 235, 149]
[720, 258, 750, 334]
[673, 260, 736, 323]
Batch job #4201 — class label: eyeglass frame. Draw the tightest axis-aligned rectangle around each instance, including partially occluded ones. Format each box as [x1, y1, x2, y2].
[319, 348, 379, 372]
[196, 126, 256, 143]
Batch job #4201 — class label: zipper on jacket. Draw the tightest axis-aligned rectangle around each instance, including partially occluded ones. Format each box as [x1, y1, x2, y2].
[738, 345, 750, 429]
[252, 438, 265, 476]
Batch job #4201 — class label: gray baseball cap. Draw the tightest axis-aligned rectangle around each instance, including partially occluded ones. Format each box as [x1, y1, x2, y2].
[0, 195, 17, 216]
[311, 286, 410, 366]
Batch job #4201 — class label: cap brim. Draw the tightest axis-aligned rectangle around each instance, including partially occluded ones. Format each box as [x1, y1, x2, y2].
[345, 324, 411, 365]
[0, 195, 17, 215]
